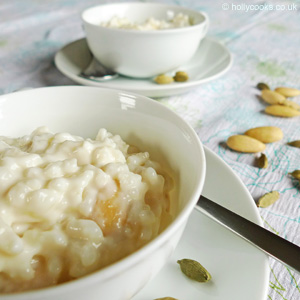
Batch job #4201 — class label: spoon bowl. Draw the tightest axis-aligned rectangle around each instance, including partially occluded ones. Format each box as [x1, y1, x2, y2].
[79, 56, 119, 81]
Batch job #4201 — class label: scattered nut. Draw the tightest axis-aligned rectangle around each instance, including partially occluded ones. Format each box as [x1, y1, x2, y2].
[265, 105, 300, 117]
[154, 74, 174, 84]
[275, 87, 300, 97]
[226, 135, 266, 153]
[261, 90, 285, 105]
[281, 99, 300, 111]
[244, 126, 283, 143]
[289, 170, 300, 180]
[257, 191, 280, 208]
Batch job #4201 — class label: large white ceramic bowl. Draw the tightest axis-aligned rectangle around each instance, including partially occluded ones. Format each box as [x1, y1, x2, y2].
[0, 86, 206, 300]
[82, 2, 209, 78]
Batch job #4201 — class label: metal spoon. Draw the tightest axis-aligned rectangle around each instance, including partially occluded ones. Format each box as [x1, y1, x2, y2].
[79, 56, 118, 81]
[196, 195, 300, 274]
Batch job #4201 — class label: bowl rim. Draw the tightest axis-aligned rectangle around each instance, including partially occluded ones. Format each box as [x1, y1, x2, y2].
[0, 86, 206, 299]
[81, 2, 209, 35]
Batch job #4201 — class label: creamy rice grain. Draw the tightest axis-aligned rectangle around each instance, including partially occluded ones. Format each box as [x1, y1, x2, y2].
[100, 13, 192, 30]
[0, 127, 173, 292]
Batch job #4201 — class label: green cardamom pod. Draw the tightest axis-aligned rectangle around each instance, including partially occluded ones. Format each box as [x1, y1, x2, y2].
[256, 82, 270, 91]
[289, 170, 300, 180]
[287, 140, 300, 148]
[177, 258, 211, 282]
[173, 71, 189, 82]
[257, 191, 280, 208]
[257, 153, 268, 168]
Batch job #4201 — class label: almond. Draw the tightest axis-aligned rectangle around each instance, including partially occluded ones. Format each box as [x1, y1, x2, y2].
[227, 135, 266, 153]
[261, 90, 285, 105]
[244, 126, 283, 143]
[275, 87, 300, 97]
[154, 74, 174, 84]
[257, 191, 280, 208]
[265, 105, 300, 117]
[281, 99, 300, 111]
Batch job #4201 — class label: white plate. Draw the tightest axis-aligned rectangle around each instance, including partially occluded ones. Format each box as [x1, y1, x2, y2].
[54, 38, 232, 98]
[133, 147, 269, 300]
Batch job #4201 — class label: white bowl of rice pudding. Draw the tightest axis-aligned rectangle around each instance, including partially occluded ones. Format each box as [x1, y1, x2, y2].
[82, 2, 209, 78]
[0, 86, 206, 300]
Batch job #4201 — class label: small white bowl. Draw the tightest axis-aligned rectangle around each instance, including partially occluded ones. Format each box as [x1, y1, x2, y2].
[82, 2, 209, 78]
[0, 86, 206, 300]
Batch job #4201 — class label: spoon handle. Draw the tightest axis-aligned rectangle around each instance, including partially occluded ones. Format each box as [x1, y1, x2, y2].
[196, 195, 300, 274]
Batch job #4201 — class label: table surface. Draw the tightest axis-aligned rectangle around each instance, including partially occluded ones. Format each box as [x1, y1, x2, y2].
[1, 0, 300, 299]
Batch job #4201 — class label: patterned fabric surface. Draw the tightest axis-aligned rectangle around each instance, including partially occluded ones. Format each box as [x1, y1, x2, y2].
[0, 0, 300, 299]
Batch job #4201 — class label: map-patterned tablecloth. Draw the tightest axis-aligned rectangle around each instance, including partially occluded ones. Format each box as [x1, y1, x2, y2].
[1, 0, 300, 299]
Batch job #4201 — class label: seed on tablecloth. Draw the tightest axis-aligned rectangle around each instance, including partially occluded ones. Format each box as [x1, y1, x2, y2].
[275, 87, 300, 97]
[257, 191, 280, 208]
[261, 90, 285, 105]
[265, 105, 300, 117]
[281, 99, 300, 111]
[256, 82, 270, 90]
[256, 153, 268, 169]
[227, 135, 266, 153]
[244, 126, 283, 143]
[289, 170, 300, 180]
[287, 140, 300, 148]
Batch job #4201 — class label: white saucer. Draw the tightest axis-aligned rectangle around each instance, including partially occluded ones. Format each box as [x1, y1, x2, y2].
[133, 146, 269, 300]
[54, 38, 232, 98]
